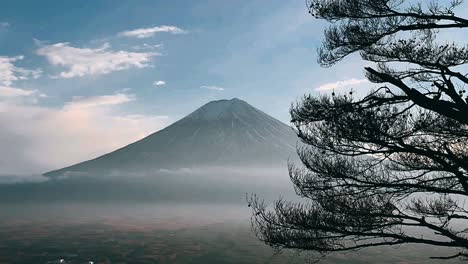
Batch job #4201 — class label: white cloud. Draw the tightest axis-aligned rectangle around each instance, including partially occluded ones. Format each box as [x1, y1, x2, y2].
[16, 68, 43, 81]
[153, 80, 166, 86]
[36, 42, 157, 78]
[133, 43, 163, 51]
[0, 93, 170, 175]
[315, 78, 369, 91]
[119, 25, 186, 38]
[201, 85, 225, 91]
[0, 86, 43, 98]
[0, 56, 42, 86]
[0, 22, 9, 28]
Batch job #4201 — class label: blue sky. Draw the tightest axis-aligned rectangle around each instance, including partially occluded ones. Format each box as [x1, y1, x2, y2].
[1, 0, 464, 175]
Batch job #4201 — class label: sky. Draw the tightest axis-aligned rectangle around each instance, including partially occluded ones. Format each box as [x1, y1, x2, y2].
[0, 0, 465, 175]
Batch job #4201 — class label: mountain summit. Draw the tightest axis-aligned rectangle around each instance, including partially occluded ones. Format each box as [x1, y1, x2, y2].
[187, 98, 266, 121]
[44, 98, 298, 177]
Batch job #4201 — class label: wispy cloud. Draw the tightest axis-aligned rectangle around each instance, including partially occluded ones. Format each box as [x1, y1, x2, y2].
[0, 56, 42, 86]
[0, 56, 24, 86]
[36, 42, 157, 78]
[133, 43, 163, 51]
[315, 78, 369, 91]
[0, 86, 45, 98]
[65, 93, 135, 109]
[153, 80, 166, 86]
[0, 22, 9, 28]
[119, 25, 186, 38]
[201, 85, 225, 91]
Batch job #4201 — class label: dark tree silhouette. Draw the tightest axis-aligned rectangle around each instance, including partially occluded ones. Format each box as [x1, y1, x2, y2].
[250, 0, 468, 261]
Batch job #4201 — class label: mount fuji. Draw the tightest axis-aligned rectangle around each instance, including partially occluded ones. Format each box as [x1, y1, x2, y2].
[44, 98, 299, 178]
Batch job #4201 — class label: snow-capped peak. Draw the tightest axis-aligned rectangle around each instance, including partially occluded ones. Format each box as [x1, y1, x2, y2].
[186, 98, 254, 121]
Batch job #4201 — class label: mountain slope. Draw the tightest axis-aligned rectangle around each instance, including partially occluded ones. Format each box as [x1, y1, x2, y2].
[44, 98, 299, 177]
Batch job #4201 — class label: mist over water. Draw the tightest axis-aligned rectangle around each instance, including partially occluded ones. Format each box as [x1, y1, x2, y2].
[0, 166, 298, 234]
[0, 202, 252, 227]
[0, 167, 304, 264]
[0, 166, 296, 204]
